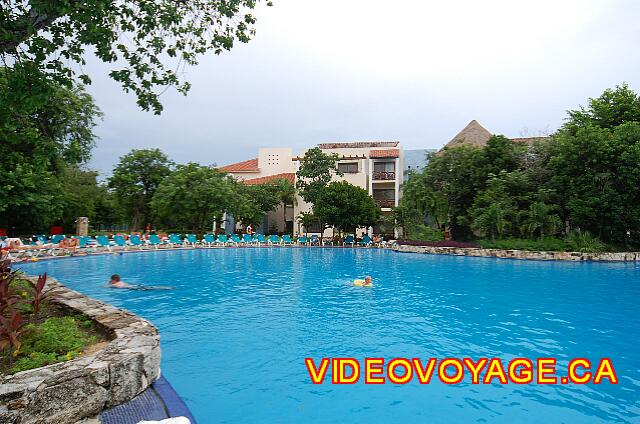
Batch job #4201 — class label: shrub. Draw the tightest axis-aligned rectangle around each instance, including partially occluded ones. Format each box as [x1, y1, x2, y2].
[566, 230, 607, 253]
[20, 317, 96, 356]
[11, 352, 59, 373]
[405, 224, 444, 242]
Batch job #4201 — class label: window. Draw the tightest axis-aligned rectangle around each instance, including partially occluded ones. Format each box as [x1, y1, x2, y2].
[338, 162, 358, 173]
[373, 189, 395, 200]
[374, 162, 395, 172]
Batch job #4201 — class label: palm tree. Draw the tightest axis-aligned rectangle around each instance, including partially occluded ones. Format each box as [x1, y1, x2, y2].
[520, 202, 561, 239]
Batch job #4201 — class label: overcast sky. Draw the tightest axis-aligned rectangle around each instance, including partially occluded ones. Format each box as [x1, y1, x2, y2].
[85, 0, 640, 175]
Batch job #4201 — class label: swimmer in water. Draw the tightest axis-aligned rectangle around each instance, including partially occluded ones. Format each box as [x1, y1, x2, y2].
[108, 274, 133, 289]
[107, 274, 174, 290]
[354, 275, 373, 287]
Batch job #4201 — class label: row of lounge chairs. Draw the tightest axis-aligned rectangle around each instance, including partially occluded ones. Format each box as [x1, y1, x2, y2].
[2, 233, 387, 261]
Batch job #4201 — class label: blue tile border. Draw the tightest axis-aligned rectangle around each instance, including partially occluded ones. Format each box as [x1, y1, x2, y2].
[100, 375, 197, 424]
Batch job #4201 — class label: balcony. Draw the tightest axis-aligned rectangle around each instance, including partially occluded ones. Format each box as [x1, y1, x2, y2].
[374, 199, 396, 208]
[372, 171, 396, 181]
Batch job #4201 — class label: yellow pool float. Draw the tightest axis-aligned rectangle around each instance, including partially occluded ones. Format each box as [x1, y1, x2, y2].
[353, 279, 372, 287]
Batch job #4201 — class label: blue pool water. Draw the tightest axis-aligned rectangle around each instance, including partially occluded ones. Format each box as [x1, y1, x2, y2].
[21, 249, 640, 423]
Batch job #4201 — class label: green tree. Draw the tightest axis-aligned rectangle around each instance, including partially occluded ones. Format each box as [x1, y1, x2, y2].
[108, 149, 173, 230]
[565, 83, 640, 131]
[296, 148, 343, 206]
[151, 163, 236, 230]
[0, 65, 102, 234]
[58, 167, 104, 231]
[1, 1, 272, 113]
[314, 182, 380, 234]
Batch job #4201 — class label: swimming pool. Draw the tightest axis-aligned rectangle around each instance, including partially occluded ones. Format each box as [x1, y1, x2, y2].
[21, 249, 640, 423]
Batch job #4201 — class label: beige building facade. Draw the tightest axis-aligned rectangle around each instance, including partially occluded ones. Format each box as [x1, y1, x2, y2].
[220, 142, 403, 237]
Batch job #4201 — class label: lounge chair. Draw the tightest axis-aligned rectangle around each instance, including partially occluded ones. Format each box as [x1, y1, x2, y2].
[96, 235, 113, 252]
[255, 234, 267, 245]
[215, 234, 229, 246]
[230, 234, 242, 246]
[51, 234, 65, 244]
[281, 235, 294, 245]
[184, 234, 200, 247]
[202, 234, 216, 247]
[268, 235, 281, 245]
[297, 236, 308, 245]
[168, 234, 182, 247]
[148, 234, 163, 249]
[242, 234, 255, 245]
[344, 235, 355, 246]
[129, 234, 145, 249]
[310, 235, 320, 246]
[113, 235, 128, 250]
[359, 235, 373, 247]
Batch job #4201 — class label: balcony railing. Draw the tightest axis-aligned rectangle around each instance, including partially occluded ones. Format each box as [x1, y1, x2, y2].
[373, 171, 396, 180]
[374, 199, 396, 208]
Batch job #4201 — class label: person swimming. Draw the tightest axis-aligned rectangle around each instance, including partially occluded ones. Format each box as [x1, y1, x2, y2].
[108, 274, 133, 289]
[354, 275, 373, 287]
[107, 274, 174, 290]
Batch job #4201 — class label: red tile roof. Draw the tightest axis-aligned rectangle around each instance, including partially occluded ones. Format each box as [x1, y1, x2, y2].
[243, 173, 295, 185]
[219, 158, 259, 172]
[318, 141, 399, 149]
[370, 149, 400, 158]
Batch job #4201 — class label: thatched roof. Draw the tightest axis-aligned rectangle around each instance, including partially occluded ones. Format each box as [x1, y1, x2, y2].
[442, 120, 492, 150]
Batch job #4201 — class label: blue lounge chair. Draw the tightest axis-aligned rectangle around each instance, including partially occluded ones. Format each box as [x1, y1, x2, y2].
[114, 235, 128, 250]
[216, 234, 229, 246]
[51, 234, 65, 244]
[359, 235, 373, 247]
[129, 235, 145, 249]
[184, 234, 199, 246]
[168, 234, 182, 247]
[344, 235, 355, 246]
[322, 237, 333, 246]
[242, 234, 255, 245]
[268, 235, 281, 245]
[310, 235, 320, 246]
[255, 234, 267, 245]
[230, 234, 242, 246]
[297, 236, 308, 245]
[282, 235, 294, 245]
[96, 235, 113, 251]
[202, 234, 216, 246]
[148, 234, 162, 249]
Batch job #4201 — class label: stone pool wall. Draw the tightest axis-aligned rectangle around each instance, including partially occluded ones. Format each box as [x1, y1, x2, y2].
[393, 244, 640, 261]
[0, 277, 161, 424]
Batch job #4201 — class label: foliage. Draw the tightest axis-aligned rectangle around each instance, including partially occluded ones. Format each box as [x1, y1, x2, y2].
[404, 224, 444, 242]
[296, 212, 321, 236]
[20, 316, 96, 356]
[296, 148, 343, 206]
[27, 274, 50, 316]
[397, 240, 480, 248]
[566, 230, 606, 253]
[0, 309, 25, 353]
[314, 182, 380, 233]
[0, 259, 19, 309]
[0, 65, 102, 234]
[151, 163, 236, 230]
[59, 167, 109, 230]
[109, 149, 174, 230]
[234, 178, 296, 227]
[400, 84, 640, 248]
[11, 351, 58, 373]
[1, 0, 272, 113]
